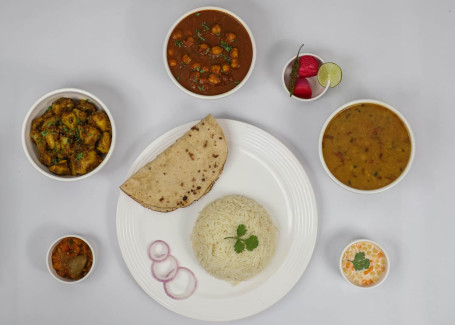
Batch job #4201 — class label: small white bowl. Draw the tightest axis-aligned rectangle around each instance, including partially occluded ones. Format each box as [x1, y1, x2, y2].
[46, 235, 96, 284]
[282, 53, 329, 101]
[319, 99, 415, 193]
[339, 239, 390, 289]
[163, 6, 256, 100]
[21, 88, 116, 181]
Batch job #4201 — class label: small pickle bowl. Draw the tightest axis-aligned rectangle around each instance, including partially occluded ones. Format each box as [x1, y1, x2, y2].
[46, 235, 95, 284]
[339, 239, 390, 289]
[21, 88, 116, 181]
[163, 6, 256, 100]
[282, 53, 329, 102]
[319, 99, 415, 194]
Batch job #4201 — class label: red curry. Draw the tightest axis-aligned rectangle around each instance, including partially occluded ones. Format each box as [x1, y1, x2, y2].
[166, 10, 253, 96]
[51, 236, 93, 280]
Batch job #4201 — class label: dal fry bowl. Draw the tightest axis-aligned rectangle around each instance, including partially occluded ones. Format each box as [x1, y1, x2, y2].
[319, 99, 415, 193]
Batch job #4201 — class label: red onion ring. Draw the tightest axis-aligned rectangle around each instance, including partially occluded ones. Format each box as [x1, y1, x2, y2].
[163, 267, 197, 300]
[148, 240, 170, 262]
[151, 255, 179, 282]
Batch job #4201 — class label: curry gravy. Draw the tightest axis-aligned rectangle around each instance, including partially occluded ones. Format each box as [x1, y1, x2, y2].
[322, 103, 412, 190]
[166, 10, 253, 96]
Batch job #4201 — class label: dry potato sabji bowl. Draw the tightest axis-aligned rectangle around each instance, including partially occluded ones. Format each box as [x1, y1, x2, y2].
[21, 88, 116, 181]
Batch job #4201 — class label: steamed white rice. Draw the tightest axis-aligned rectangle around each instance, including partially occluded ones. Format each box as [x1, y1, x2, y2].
[191, 195, 277, 283]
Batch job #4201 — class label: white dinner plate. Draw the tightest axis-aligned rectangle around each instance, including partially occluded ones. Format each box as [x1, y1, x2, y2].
[116, 118, 318, 321]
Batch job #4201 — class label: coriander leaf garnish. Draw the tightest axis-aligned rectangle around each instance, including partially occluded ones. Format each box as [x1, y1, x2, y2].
[197, 29, 205, 41]
[75, 152, 84, 161]
[195, 12, 200, 16]
[175, 40, 183, 47]
[220, 40, 232, 52]
[75, 127, 81, 140]
[40, 130, 56, 137]
[348, 252, 371, 271]
[225, 224, 259, 253]
[63, 126, 73, 135]
[46, 106, 52, 112]
[221, 54, 231, 64]
[288, 43, 304, 97]
[202, 22, 210, 31]
[244, 235, 259, 251]
[237, 224, 247, 237]
[234, 239, 244, 253]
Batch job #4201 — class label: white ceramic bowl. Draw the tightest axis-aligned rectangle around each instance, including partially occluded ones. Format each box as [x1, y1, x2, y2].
[163, 6, 256, 100]
[22, 88, 116, 181]
[282, 53, 329, 101]
[319, 99, 415, 193]
[339, 239, 390, 289]
[46, 234, 96, 284]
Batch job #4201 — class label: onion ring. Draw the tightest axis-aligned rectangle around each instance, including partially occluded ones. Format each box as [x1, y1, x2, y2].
[148, 240, 170, 262]
[151, 255, 179, 282]
[163, 267, 197, 300]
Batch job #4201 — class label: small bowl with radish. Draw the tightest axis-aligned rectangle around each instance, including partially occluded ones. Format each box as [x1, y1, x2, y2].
[282, 53, 329, 101]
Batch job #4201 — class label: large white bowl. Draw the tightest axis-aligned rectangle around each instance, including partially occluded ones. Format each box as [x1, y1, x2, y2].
[163, 6, 256, 100]
[21, 88, 116, 181]
[46, 234, 96, 284]
[319, 99, 415, 194]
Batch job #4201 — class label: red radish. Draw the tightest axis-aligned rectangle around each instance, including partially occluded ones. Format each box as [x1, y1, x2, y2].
[293, 78, 312, 99]
[298, 55, 319, 78]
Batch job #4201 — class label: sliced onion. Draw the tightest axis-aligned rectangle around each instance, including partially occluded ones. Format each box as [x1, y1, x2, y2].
[163, 267, 197, 300]
[148, 240, 170, 262]
[151, 255, 179, 282]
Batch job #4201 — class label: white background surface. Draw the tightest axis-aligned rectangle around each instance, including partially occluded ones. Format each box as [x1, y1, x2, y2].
[1, 0, 454, 324]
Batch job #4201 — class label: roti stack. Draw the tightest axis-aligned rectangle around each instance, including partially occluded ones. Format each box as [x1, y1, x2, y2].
[120, 114, 228, 212]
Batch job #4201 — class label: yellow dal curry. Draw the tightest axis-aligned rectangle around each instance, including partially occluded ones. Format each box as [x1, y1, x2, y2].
[322, 103, 411, 190]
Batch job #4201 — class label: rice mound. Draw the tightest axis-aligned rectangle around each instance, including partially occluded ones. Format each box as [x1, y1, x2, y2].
[191, 195, 277, 283]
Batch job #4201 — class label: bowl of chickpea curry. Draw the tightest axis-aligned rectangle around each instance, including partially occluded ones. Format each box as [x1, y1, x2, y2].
[164, 7, 256, 99]
[22, 88, 116, 181]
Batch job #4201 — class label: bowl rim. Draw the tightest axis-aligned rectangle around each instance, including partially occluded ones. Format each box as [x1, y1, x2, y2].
[339, 238, 390, 289]
[21, 88, 116, 182]
[46, 234, 96, 284]
[282, 53, 330, 102]
[318, 99, 415, 194]
[162, 6, 256, 100]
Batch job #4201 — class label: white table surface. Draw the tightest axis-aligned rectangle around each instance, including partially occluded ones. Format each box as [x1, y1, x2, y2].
[1, 0, 454, 324]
